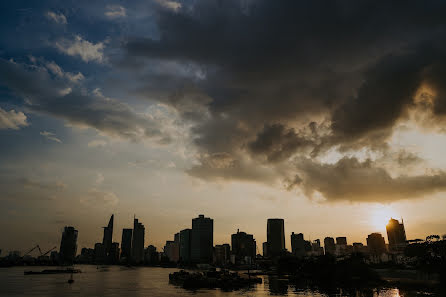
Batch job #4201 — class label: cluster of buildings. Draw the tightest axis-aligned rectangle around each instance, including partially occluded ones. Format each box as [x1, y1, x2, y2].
[4, 214, 428, 267]
[77, 216, 410, 266]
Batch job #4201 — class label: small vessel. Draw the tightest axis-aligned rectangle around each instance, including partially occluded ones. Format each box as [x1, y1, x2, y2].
[68, 272, 74, 284]
[24, 268, 81, 275]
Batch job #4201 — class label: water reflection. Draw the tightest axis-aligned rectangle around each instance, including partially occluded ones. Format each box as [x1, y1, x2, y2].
[0, 266, 440, 297]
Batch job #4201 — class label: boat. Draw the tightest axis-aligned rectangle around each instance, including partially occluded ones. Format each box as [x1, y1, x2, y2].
[24, 268, 81, 275]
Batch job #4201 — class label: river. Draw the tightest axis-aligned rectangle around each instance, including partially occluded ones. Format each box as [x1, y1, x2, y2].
[0, 265, 440, 297]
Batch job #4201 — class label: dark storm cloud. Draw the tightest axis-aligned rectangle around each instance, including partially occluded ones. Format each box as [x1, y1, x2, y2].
[120, 0, 446, 201]
[0, 58, 169, 143]
[291, 157, 446, 203]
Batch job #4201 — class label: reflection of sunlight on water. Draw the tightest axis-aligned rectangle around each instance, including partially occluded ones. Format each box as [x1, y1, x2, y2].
[376, 288, 400, 297]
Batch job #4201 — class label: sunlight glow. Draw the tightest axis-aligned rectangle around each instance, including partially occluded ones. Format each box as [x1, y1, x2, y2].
[370, 206, 399, 232]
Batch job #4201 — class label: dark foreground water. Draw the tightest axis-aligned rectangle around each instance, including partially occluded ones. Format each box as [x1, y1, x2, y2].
[0, 265, 440, 297]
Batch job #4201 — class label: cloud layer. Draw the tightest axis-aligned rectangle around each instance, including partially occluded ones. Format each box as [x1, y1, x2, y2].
[121, 0, 446, 202]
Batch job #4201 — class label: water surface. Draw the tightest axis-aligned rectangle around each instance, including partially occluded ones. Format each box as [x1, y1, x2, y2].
[0, 265, 438, 297]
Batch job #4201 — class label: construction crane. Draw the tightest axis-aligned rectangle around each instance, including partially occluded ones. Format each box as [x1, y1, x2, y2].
[23, 245, 42, 257]
[41, 246, 57, 257]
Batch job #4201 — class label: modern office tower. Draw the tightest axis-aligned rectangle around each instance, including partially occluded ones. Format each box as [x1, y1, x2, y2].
[109, 242, 120, 263]
[267, 218, 285, 257]
[79, 248, 94, 263]
[164, 234, 180, 263]
[102, 214, 114, 261]
[121, 228, 133, 260]
[179, 228, 192, 263]
[214, 244, 230, 265]
[94, 242, 106, 264]
[191, 214, 214, 263]
[336, 237, 347, 245]
[291, 232, 306, 257]
[386, 218, 407, 252]
[367, 232, 387, 255]
[324, 237, 336, 255]
[311, 239, 324, 255]
[164, 241, 176, 262]
[231, 229, 256, 261]
[262, 242, 268, 257]
[132, 217, 145, 264]
[335, 236, 348, 256]
[59, 226, 78, 265]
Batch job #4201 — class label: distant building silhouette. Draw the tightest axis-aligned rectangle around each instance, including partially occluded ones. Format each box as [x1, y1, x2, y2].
[324, 237, 336, 255]
[121, 228, 133, 260]
[335, 236, 348, 256]
[214, 244, 230, 265]
[386, 218, 407, 252]
[102, 214, 114, 262]
[310, 239, 324, 256]
[131, 217, 145, 264]
[191, 214, 214, 263]
[367, 232, 386, 255]
[110, 242, 120, 263]
[59, 226, 78, 265]
[262, 242, 268, 257]
[231, 229, 256, 263]
[291, 232, 305, 257]
[179, 228, 191, 263]
[352, 242, 368, 254]
[94, 242, 105, 264]
[145, 245, 159, 265]
[267, 218, 285, 257]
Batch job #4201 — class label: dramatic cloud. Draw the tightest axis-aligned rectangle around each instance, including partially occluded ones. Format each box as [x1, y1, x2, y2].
[105, 5, 126, 19]
[293, 157, 446, 203]
[55, 35, 105, 63]
[0, 108, 28, 130]
[0, 59, 169, 143]
[45, 11, 67, 24]
[40, 131, 62, 143]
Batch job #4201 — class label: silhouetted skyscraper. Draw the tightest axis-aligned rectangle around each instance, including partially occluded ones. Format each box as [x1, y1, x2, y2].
[59, 226, 78, 265]
[179, 228, 191, 263]
[102, 214, 114, 261]
[191, 214, 213, 263]
[386, 218, 407, 251]
[214, 244, 230, 265]
[121, 228, 132, 260]
[324, 237, 336, 255]
[132, 217, 145, 264]
[231, 229, 256, 261]
[267, 218, 285, 257]
[291, 232, 305, 257]
[367, 233, 386, 255]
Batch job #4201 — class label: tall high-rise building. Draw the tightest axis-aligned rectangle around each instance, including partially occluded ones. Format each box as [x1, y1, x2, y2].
[102, 214, 114, 261]
[324, 237, 336, 255]
[121, 228, 133, 260]
[262, 242, 268, 257]
[267, 218, 285, 257]
[191, 214, 213, 263]
[132, 217, 145, 264]
[335, 237, 348, 256]
[291, 232, 305, 257]
[231, 229, 256, 260]
[386, 218, 407, 251]
[179, 228, 191, 263]
[367, 233, 386, 255]
[59, 226, 78, 265]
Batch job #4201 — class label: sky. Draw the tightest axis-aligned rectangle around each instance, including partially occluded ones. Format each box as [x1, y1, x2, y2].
[1, 0, 446, 254]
